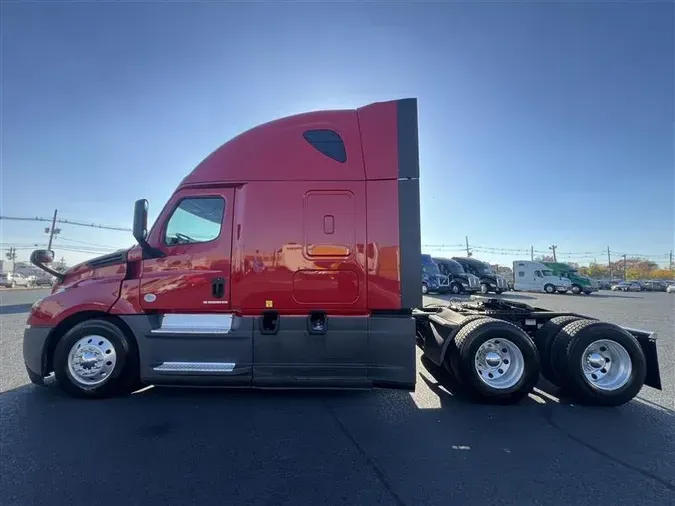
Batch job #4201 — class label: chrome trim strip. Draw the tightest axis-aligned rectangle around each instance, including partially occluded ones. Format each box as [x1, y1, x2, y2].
[153, 362, 236, 373]
[151, 314, 234, 334]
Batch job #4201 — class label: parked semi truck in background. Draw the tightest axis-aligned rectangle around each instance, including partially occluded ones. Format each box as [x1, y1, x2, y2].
[452, 257, 509, 294]
[421, 254, 450, 294]
[544, 262, 598, 294]
[513, 261, 572, 294]
[25, 98, 661, 406]
[433, 257, 480, 294]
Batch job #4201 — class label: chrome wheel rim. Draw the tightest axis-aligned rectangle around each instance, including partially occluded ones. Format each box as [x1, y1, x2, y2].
[474, 338, 525, 389]
[545, 285, 554, 293]
[480, 284, 488, 294]
[67, 335, 117, 387]
[581, 339, 632, 391]
[422, 284, 428, 294]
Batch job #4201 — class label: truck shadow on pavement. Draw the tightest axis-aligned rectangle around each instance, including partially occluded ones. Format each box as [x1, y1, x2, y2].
[0, 303, 33, 315]
[1, 373, 674, 505]
[590, 293, 645, 299]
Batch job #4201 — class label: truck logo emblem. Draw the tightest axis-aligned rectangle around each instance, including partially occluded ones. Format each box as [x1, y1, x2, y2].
[144, 294, 157, 303]
[265, 300, 274, 308]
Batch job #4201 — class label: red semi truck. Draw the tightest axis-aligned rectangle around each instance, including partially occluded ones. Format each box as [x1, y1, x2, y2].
[25, 98, 661, 406]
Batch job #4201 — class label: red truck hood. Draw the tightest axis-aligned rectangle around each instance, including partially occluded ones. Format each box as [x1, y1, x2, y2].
[54, 250, 129, 292]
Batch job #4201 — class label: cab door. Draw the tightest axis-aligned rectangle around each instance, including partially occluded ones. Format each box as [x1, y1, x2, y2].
[139, 188, 234, 312]
[533, 270, 543, 291]
[138, 187, 252, 385]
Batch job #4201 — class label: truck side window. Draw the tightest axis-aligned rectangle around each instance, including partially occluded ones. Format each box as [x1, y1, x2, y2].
[303, 129, 347, 163]
[518, 271, 524, 277]
[535, 270, 542, 277]
[164, 197, 225, 246]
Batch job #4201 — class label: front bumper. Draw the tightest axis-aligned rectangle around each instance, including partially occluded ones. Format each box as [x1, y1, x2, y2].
[23, 326, 52, 384]
[556, 285, 570, 291]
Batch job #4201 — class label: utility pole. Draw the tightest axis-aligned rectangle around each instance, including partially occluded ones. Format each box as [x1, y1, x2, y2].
[530, 246, 534, 261]
[670, 250, 673, 271]
[622, 254, 627, 280]
[5, 247, 17, 272]
[549, 245, 557, 262]
[465, 236, 471, 257]
[46, 209, 60, 250]
[607, 246, 612, 279]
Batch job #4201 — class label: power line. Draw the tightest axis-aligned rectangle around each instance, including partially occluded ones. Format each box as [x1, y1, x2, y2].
[0, 215, 131, 232]
[57, 237, 120, 250]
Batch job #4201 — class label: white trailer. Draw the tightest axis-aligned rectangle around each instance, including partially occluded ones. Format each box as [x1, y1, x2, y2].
[513, 261, 572, 294]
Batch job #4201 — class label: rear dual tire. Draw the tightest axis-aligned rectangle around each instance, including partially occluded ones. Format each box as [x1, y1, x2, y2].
[446, 317, 540, 404]
[549, 320, 646, 406]
[537, 318, 646, 406]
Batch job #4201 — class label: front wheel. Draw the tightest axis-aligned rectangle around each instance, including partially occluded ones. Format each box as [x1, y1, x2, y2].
[571, 285, 582, 295]
[421, 283, 429, 295]
[480, 283, 490, 295]
[53, 318, 140, 399]
[544, 284, 555, 294]
[449, 317, 540, 404]
[450, 282, 462, 295]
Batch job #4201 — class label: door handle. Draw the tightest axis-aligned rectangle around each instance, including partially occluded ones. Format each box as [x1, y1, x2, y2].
[212, 277, 226, 299]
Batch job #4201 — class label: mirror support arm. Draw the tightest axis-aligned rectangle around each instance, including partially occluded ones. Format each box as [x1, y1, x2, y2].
[29, 251, 65, 281]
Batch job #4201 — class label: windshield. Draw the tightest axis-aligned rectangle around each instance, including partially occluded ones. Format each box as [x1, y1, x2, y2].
[447, 260, 465, 275]
[422, 256, 441, 275]
[477, 265, 494, 275]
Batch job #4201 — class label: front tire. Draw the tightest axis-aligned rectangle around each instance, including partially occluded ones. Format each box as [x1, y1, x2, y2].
[571, 285, 582, 295]
[449, 317, 540, 404]
[53, 318, 140, 399]
[421, 283, 429, 295]
[480, 283, 490, 295]
[544, 284, 555, 294]
[450, 282, 462, 295]
[550, 320, 646, 406]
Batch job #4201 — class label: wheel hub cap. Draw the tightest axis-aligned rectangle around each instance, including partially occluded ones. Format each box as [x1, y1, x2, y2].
[474, 338, 525, 390]
[67, 335, 117, 387]
[485, 351, 502, 367]
[581, 339, 632, 391]
[587, 352, 605, 369]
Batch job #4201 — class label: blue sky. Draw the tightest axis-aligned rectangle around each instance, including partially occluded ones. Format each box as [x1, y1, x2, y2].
[2, 1, 673, 268]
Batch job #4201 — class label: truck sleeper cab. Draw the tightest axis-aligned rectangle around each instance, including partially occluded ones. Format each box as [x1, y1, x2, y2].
[24, 98, 422, 397]
[433, 257, 480, 294]
[421, 254, 449, 294]
[543, 262, 598, 294]
[23, 99, 662, 408]
[513, 261, 572, 294]
[452, 257, 508, 294]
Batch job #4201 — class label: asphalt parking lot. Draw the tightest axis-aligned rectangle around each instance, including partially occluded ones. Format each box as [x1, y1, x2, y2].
[1, 289, 673, 506]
